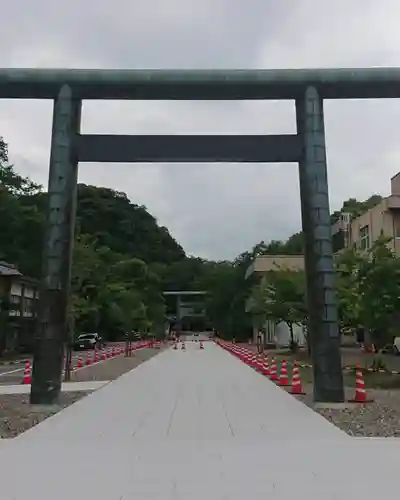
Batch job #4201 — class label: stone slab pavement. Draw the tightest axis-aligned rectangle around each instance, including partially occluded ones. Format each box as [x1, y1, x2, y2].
[0, 341, 397, 499]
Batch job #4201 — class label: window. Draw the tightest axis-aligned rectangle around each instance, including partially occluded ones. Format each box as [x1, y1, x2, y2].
[359, 225, 370, 250]
[9, 294, 21, 316]
[24, 297, 35, 316]
[394, 217, 400, 238]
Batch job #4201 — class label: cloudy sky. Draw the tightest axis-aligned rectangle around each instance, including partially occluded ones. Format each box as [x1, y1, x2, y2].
[2, 0, 400, 260]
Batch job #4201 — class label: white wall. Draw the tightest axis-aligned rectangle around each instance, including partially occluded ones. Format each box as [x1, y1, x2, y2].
[254, 321, 306, 347]
[10, 282, 23, 296]
[273, 322, 306, 347]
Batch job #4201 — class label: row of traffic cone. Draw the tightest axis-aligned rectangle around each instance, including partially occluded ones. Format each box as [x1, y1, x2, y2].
[172, 341, 186, 350]
[21, 340, 151, 384]
[149, 340, 164, 349]
[172, 340, 204, 350]
[217, 341, 305, 395]
[215, 340, 372, 403]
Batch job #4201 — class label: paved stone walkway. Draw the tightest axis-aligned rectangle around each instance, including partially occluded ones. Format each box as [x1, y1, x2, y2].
[0, 341, 397, 498]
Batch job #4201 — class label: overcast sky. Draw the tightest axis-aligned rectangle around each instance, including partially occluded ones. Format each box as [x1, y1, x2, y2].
[2, 0, 400, 260]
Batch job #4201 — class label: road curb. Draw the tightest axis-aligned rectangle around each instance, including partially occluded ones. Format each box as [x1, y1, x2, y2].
[0, 359, 28, 366]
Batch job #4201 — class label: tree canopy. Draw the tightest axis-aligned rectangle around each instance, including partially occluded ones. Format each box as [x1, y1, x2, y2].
[335, 236, 400, 346]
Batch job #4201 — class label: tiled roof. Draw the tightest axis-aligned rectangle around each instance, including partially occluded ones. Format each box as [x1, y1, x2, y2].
[0, 261, 22, 277]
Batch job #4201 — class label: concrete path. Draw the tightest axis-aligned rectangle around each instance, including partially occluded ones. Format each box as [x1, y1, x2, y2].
[0, 342, 397, 499]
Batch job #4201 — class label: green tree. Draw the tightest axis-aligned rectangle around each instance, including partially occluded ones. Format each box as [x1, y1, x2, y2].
[334, 247, 364, 331]
[0, 137, 42, 197]
[197, 251, 255, 340]
[357, 236, 400, 346]
[70, 233, 110, 333]
[331, 195, 383, 223]
[102, 284, 147, 333]
[0, 138, 43, 272]
[110, 257, 166, 334]
[334, 236, 400, 347]
[250, 267, 307, 350]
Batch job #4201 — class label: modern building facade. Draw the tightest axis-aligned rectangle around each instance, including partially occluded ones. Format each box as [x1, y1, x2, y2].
[163, 291, 208, 333]
[245, 255, 307, 348]
[332, 173, 400, 254]
[0, 261, 39, 354]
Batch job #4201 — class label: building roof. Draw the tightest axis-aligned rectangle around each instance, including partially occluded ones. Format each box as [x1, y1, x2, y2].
[245, 255, 305, 280]
[0, 261, 38, 286]
[0, 261, 22, 277]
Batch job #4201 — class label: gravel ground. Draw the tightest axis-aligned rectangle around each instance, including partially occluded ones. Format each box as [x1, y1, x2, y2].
[0, 346, 166, 439]
[295, 384, 400, 437]
[69, 346, 165, 382]
[233, 344, 400, 437]
[0, 391, 90, 438]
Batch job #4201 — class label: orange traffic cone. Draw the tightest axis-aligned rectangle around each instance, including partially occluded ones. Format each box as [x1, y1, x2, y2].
[21, 360, 31, 384]
[243, 352, 251, 365]
[290, 363, 305, 395]
[255, 355, 264, 372]
[349, 365, 373, 403]
[93, 349, 98, 363]
[250, 355, 258, 369]
[77, 357, 83, 369]
[262, 356, 270, 376]
[278, 359, 289, 386]
[269, 357, 278, 381]
[85, 352, 91, 366]
[101, 350, 106, 360]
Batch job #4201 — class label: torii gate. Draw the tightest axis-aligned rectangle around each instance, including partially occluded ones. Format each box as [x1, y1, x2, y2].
[1, 67, 398, 405]
[163, 290, 207, 332]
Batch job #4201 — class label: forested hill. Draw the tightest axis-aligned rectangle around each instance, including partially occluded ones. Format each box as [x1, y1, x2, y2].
[0, 162, 185, 279]
[76, 184, 185, 265]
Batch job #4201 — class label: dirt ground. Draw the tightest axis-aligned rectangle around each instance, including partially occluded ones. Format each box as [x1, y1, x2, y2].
[0, 391, 89, 438]
[68, 346, 165, 382]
